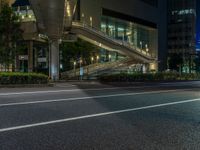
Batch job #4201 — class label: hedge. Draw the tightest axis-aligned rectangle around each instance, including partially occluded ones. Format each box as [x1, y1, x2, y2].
[0, 72, 49, 85]
[99, 72, 200, 82]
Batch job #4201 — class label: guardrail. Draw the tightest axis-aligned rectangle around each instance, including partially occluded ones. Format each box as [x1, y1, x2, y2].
[61, 57, 131, 78]
[72, 21, 155, 59]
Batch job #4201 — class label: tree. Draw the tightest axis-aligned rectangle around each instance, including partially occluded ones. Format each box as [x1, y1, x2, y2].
[167, 53, 183, 72]
[60, 39, 98, 72]
[194, 52, 200, 72]
[0, 2, 23, 71]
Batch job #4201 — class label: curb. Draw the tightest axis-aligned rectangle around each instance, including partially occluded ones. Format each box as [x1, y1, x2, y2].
[0, 83, 54, 88]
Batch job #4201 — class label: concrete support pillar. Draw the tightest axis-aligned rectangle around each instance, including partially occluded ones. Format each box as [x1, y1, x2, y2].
[28, 41, 33, 72]
[142, 64, 147, 73]
[49, 40, 60, 81]
[142, 63, 150, 73]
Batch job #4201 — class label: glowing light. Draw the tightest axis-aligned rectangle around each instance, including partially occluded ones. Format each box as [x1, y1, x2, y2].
[65, 1, 71, 17]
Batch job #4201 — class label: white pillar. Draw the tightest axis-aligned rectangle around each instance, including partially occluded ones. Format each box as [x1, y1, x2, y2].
[142, 64, 149, 73]
[142, 64, 146, 73]
[49, 40, 60, 81]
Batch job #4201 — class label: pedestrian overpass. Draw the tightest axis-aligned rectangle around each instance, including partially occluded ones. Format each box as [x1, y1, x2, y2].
[28, 0, 157, 80]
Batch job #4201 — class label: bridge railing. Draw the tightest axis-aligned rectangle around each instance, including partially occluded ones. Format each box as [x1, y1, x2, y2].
[72, 21, 155, 59]
[61, 57, 131, 78]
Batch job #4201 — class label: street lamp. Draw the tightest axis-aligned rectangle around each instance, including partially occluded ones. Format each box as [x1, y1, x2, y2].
[91, 56, 94, 64]
[90, 16, 93, 27]
[81, 13, 85, 24]
[145, 44, 149, 55]
[109, 54, 111, 62]
[140, 41, 143, 51]
[146, 48, 149, 55]
[73, 61, 76, 76]
[96, 55, 99, 63]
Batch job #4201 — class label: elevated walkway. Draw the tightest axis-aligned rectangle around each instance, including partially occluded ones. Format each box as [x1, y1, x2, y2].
[61, 57, 133, 79]
[71, 22, 157, 64]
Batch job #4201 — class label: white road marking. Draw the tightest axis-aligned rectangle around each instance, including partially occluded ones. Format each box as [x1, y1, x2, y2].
[0, 83, 196, 96]
[55, 84, 76, 88]
[0, 89, 188, 107]
[0, 97, 200, 133]
[0, 86, 145, 96]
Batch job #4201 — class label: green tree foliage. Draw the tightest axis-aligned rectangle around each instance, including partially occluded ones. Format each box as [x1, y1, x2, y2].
[167, 53, 183, 71]
[60, 39, 98, 71]
[0, 2, 23, 70]
[194, 52, 200, 72]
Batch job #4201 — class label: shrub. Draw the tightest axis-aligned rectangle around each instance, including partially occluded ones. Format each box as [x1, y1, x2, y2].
[0, 72, 49, 85]
[99, 72, 200, 82]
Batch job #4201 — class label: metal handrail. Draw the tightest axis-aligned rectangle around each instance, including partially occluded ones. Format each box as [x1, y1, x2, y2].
[62, 57, 131, 77]
[72, 21, 155, 59]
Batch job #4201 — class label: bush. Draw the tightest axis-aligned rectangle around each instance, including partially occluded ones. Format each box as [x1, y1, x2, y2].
[99, 72, 200, 82]
[0, 72, 49, 85]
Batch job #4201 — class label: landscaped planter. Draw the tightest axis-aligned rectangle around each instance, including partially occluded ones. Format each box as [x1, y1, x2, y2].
[99, 72, 200, 82]
[0, 72, 49, 85]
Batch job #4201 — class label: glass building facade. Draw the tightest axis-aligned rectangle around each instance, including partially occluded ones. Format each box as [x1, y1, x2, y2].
[167, 0, 197, 73]
[168, 0, 196, 54]
[101, 16, 157, 57]
[13, 5, 36, 22]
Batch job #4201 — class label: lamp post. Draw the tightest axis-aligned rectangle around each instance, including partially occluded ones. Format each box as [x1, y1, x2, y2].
[73, 61, 76, 76]
[140, 41, 143, 51]
[81, 13, 85, 24]
[145, 44, 149, 55]
[96, 55, 99, 64]
[89, 16, 93, 27]
[109, 54, 111, 62]
[91, 56, 94, 64]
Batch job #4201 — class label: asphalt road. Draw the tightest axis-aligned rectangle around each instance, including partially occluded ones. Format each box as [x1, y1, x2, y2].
[0, 81, 200, 150]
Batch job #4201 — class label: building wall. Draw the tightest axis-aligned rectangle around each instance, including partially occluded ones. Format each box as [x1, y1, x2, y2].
[167, 0, 197, 72]
[79, 0, 167, 70]
[167, 0, 196, 54]
[158, 0, 168, 71]
[79, 0, 159, 28]
[0, 0, 15, 6]
[195, 0, 200, 51]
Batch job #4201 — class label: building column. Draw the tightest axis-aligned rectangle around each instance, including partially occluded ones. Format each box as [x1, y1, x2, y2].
[28, 41, 33, 72]
[49, 40, 60, 80]
[142, 63, 152, 73]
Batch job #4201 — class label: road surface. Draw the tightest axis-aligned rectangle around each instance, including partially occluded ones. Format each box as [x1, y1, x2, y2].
[0, 81, 200, 150]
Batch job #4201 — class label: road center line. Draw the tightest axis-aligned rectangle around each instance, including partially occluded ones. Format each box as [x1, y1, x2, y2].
[0, 97, 200, 133]
[0, 89, 188, 107]
[0, 83, 195, 96]
[0, 86, 146, 96]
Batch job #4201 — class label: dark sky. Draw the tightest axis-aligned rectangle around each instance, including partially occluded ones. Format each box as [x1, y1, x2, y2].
[196, 0, 200, 51]
[12, 0, 30, 7]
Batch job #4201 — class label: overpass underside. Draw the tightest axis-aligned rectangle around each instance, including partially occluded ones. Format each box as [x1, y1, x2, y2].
[28, 0, 157, 80]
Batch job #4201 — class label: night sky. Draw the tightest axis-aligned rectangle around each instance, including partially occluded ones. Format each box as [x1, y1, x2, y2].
[196, 0, 200, 51]
[12, 0, 29, 7]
